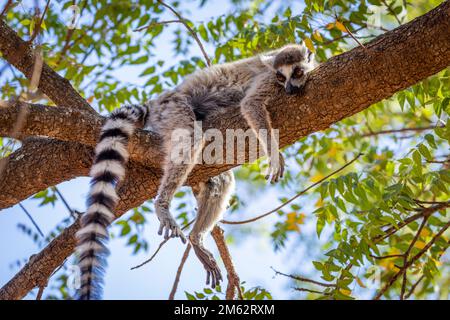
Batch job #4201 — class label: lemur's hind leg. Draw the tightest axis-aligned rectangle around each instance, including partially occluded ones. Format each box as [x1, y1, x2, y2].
[190, 170, 235, 288]
[155, 102, 203, 243]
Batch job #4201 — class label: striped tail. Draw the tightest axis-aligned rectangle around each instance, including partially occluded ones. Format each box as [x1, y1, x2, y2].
[76, 104, 148, 300]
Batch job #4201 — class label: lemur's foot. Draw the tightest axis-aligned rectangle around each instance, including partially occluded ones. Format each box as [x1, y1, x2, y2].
[192, 244, 223, 288]
[156, 208, 186, 243]
[265, 152, 285, 184]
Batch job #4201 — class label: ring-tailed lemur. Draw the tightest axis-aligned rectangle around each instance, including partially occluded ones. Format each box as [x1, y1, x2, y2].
[76, 43, 315, 299]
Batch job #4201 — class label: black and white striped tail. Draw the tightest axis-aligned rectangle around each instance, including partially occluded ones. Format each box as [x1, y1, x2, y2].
[76, 104, 148, 300]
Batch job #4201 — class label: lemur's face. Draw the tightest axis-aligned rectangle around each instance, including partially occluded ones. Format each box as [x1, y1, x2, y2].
[273, 45, 314, 95]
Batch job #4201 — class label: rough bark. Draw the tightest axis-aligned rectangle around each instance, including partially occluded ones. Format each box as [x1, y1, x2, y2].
[0, 1, 449, 300]
[0, 19, 93, 113]
[0, 138, 92, 208]
[1, 0, 450, 191]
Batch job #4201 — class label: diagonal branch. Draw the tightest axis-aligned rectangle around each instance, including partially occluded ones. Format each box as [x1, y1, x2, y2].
[0, 19, 93, 113]
[211, 226, 243, 300]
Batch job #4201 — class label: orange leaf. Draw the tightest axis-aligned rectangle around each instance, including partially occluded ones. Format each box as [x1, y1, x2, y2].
[335, 21, 347, 33]
[325, 23, 335, 30]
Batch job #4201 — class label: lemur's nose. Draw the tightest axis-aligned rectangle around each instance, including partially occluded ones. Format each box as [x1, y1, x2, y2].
[285, 82, 299, 95]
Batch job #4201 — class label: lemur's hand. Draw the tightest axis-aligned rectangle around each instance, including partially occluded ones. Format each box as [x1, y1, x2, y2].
[157, 214, 187, 244]
[265, 152, 285, 184]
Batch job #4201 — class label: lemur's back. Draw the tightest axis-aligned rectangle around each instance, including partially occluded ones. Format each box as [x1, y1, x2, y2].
[175, 55, 267, 120]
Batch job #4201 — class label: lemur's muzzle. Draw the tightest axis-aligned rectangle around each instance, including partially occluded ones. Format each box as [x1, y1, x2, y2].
[285, 82, 301, 95]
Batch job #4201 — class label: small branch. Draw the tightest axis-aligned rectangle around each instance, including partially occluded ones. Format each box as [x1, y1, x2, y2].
[0, 0, 13, 18]
[222, 153, 362, 225]
[211, 226, 243, 300]
[373, 202, 449, 242]
[29, 0, 51, 43]
[131, 220, 194, 270]
[404, 275, 425, 299]
[56, 0, 88, 66]
[157, 0, 211, 66]
[133, 20, 183, 32]
[272, 267, 336, 288]
[53, 187, 76, 219]
[323, 26, 366, 46]
[381, 0, 402, 25]
[359, 125, 438, 138]
[337, 19, 367, 50]
[36, 286, 45, 300]
[19, 203, 45, 238]
[370, 254, 403, 260]
[400, 216, 428, 300]
[168, 244, 191, 300]
[374, 220, 450, 300]
[294, 287, 332, 296]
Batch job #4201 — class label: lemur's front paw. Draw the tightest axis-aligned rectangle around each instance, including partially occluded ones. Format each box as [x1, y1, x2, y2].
[265, 152, 285, 184]
[192, 244, 223, 288]
[157, 214, 187, 244]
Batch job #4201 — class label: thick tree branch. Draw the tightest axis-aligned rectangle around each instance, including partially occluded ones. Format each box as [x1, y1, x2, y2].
[0, 138, 93, 208]
[211, 226, 243, 300]
[1, 1, 450, 299]
[0, 19, 93, 113]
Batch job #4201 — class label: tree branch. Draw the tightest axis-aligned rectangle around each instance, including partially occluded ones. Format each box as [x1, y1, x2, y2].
[374, 220, 450, 300]
[168, 244, 191, 300]
[0, 137, 93, 209]
[211, 226, 243, 300]
[0, 19, 93, 113]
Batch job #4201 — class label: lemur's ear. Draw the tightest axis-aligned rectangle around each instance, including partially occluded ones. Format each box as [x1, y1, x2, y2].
[300, 40, 314, 63]
[260, 54, 276, 70]
[306, 49, 314, 63]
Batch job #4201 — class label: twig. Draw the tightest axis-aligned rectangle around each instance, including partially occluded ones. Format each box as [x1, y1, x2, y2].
[359, 125, 438, 137]
[157, 0, 211, 66]
[19, 203, 44, 238]
[53, 187, 76, 219]
[133, 19, 183, 32]
[373, 202, 449, 242]
[0, 0, 13, 18]
[36, 286, 45, 300]
[404, 275, 425, 299]
[168, 244, 191, 300]
[337, 19, 367, 50]
[29, 0, 51, 43]
[370, 254, 403, 260]
[374, 220, 450, 300]
[294, 287, 332, 296]
[400, 216, 428, 299]
[222, 153, 362, 225]
[131, 219, 194, 270]
[272, 267, 336, 288]
[381, 0, 402, 25]
[56, 0, 88, 66]
[323, 26, 365, 45]
[211, 226, 243, 300]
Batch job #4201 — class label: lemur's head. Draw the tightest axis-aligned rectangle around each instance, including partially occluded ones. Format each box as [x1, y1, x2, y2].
[272, 43, 315, 95]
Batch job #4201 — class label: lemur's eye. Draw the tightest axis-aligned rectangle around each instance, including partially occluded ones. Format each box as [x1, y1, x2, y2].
[292, 67, 304, 79]
[276, 71, 286, 82]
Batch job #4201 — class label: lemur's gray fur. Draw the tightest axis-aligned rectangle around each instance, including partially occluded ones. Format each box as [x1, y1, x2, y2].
[76, 43, 315, 299]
